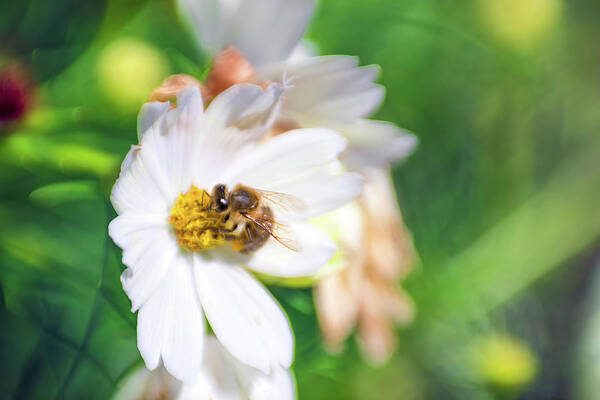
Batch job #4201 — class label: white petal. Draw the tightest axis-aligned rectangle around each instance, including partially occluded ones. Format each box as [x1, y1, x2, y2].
[119, 232, 178, 312]
[222, 129, 362, 218]
[287, 39, 319, 62]
[109, 201, 178, 313]
[230, 358, 296, 400]
[137, 86, 204, 201]
[112, 367, 154, 400]
[167, 84, 206, 131]
[259, 55, 384, 122]
[119, 145, 141, 175]
[338, 119, 418, 168]
[262, 55, 358, 78]
[178, 337, 243, 400]
[222, 128, 346, 188]
[194, 258, 293, 373]
[114, 365, 182, 400]
[191, 83, 286, 188]
[108, 213, 168, 252]
[137, 254, 205, 385]
[137, 101, 170, 142]
[176, 0, 224, 57]
[110, 145, 170, 215]
[178, 337, 295, 400]
[178, 0, 316, 67]
[269, 167, 364, 219]
[244, 221, 336, 277]
[108, 214, 174, 292]
[111, 86, 205, 215]
[204, 83, 285, 143]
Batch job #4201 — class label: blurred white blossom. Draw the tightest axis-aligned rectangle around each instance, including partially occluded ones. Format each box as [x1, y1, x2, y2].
[177, 0, 417, 164]
[114, 337, 295, 400]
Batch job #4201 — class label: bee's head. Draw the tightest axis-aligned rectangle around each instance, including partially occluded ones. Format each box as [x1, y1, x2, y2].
[211, 184, 229, 212]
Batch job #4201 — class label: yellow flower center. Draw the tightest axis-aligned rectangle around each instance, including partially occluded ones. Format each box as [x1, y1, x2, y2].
[169, 185, 229, 251]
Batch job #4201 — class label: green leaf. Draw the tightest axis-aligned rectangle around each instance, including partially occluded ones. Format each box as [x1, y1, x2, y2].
[29, 181, 98, 208]
[0, 192, 138, 400]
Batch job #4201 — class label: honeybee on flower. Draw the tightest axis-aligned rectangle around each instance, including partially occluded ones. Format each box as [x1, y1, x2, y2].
[169, 183, 304, 254]
[177, 0, 418, 364]
[108, 80, 362, 386]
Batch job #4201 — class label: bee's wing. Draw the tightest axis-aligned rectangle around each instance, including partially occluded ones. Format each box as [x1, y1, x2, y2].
[254, 189, 307, 215]
[240, 212, 302, 252]
[269, 219, 302, 252]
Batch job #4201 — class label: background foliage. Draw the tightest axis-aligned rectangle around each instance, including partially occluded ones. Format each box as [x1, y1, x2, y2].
[1, 0, 600, 399]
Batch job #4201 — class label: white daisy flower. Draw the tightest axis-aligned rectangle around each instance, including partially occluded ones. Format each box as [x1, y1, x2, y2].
[176, 0, 417, 166]
[109, 83, 362, 385]
[113, 336, 295, 400]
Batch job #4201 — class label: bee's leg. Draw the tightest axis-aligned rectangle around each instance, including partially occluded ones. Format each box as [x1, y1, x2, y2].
[231, 224, 254, 253]
[217, 223, 239, 234]
[244, 224, 254, 242]
[222, 233, 236, 241]
[236, 224, 257, 254]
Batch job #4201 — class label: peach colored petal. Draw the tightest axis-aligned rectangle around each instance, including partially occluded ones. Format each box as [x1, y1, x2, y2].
[314, 272, 358, 351]
[360, 276, 414, 325]
[360, 168, 417, 280]
[357, 309, 397, 365]
[266, 118, 302, 138]
[205, 46, 258, 99]
[381, 285, 415, 325]
[147, 74, 205, 106]
[313, 167, 417, 363]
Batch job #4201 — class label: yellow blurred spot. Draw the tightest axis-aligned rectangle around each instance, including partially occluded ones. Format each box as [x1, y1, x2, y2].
[97, 38, 170, 110]
[475, 334, 538, 390]
[480, 0, 562, 51]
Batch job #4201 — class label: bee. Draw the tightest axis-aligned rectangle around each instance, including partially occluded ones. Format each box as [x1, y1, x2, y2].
[209, 183, 304, 254]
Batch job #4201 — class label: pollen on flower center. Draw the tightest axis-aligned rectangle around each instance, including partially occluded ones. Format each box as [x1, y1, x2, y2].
[169, 185, 228, 251]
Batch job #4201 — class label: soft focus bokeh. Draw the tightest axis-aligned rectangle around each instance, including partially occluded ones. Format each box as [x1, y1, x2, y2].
[1, 0, 600, 399]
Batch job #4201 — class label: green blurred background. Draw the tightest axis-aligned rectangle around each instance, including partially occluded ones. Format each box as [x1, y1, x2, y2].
[1, 0, 600, 399]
